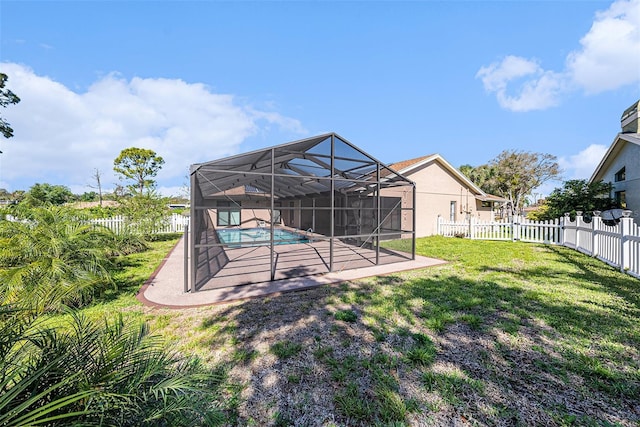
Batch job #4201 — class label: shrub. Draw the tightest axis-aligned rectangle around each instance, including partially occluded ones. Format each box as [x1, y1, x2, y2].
[0, 309, 227, 426]
[0, 206, 118, 311]
[108, 230, 149, 256]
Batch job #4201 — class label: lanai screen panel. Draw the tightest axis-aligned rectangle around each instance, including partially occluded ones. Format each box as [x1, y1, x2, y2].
[189, 133, 415, 291]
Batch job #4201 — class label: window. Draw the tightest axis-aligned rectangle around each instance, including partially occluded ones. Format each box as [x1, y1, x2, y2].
[481, 201, 493, 208]
[615, 167, 626, 182]
[450, 201, 457, 221]
[615, 191, 627, 208]
[217, 201, 240, 226]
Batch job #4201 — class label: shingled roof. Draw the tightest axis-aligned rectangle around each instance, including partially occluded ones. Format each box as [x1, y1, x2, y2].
[387, 155, 435, 173]
[385, 154, 506, 203]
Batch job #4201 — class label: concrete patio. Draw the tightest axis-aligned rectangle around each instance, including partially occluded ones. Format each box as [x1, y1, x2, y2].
[138, 237, 447, 308]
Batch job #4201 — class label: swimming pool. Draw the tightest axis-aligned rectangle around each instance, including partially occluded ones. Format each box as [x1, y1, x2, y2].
[217, 228, 311, 247]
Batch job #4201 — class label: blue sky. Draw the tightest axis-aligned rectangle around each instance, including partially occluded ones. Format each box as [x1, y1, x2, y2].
[1, 0, 638, 197]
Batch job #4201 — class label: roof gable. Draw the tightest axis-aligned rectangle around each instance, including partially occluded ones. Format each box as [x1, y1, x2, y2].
[589, 133, 640, 183]
[389, 154, 487, 197]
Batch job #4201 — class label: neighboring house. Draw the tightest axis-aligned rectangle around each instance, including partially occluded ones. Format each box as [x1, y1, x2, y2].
[387, 154, 505, 237]
[589, 100, 640, 224]
[200, 147, 504, 239]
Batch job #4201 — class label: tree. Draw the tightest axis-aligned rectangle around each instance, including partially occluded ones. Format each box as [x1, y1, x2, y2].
[486, 150, 560, 214]
[0, 73, 20, 139]
[113, 148, 165, 195]
[530, 179, 619, 221]
[22, 183, 74, 207]
[78, 191, 98, 202]
[119, 190, 170, 236]
[88, 168, 104, 206]
[459, 164, 499, 194]
[10, 189, 25, 203]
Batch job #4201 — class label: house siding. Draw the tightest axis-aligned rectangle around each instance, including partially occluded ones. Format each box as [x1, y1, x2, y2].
[598, 141, 640, 224]
[404, 160, 495, 237]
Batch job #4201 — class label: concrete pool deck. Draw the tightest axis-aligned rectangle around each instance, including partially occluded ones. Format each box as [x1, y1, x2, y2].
[137, 237, 448, 308]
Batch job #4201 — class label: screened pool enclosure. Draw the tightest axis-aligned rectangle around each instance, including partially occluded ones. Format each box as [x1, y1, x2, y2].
[188, 133, 416, 291]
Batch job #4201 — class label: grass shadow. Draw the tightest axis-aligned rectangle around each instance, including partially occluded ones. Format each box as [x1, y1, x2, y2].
[143, 236, 640, 425]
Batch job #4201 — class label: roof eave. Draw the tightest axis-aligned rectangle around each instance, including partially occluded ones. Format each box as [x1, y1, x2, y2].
[396, 154, 487, 197]
[589, 133, 626, 183]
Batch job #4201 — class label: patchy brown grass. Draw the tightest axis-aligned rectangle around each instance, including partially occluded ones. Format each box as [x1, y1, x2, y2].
[111, 237, 640, 425]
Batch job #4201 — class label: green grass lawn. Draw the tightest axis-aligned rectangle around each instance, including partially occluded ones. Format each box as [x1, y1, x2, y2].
[81, 236, 640, 426]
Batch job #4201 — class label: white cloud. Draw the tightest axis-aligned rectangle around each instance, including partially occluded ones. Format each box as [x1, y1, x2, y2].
[478, 0, 640, 111]
[476, 56, 566, 111]
[476, 56, 541, 92]
[567, 0, 640, 93]
[558, 143, 609, 180]
[0, 63, 305, 193]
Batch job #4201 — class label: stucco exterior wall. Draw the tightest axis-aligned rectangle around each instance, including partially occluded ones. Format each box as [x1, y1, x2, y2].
[207, 199, 305, 230]
[406, 161, 495, 237]
[208, 199, 277, 229]
[599, 142, 640, 224]
[378, 185, 414, 240]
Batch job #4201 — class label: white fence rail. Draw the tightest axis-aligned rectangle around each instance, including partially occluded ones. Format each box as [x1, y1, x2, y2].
[3, 213, 190, 235]
[437, 212, 639, 280]
[91, 213, 190, 234]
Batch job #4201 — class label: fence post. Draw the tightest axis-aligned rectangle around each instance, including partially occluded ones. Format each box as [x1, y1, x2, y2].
[469, 215, 475, 239]
[575, 211, 582, 251]
[620, 211, 632, 272]
[511, 215, 514, 242]
[437, 215, 441, 236]
[592, 211, 601, 258]
[561, 213, 569, 246]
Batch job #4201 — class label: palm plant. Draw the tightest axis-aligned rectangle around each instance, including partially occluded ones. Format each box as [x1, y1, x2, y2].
[0, 307, 99, 426]
[0, 205, 117, 311]
[0, 308, 228, 426]
[0, 206, 230, 425]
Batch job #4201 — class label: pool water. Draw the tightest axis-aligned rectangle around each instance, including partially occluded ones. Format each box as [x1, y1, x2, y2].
[217, 227, 311, 247]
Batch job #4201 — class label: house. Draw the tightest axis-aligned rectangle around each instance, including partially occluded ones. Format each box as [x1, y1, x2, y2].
[202, 151, 503, 239]
[589, 100, 640, 224]
[387, 154, 505, 237]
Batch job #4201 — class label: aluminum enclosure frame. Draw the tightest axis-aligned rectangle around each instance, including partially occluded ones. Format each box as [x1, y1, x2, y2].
[188, 133, 416, 292]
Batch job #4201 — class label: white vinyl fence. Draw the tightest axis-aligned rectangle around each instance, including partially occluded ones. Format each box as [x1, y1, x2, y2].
[3, 213, 190, 235]
[91, 213, 190, 235]
[437, 212, 640, 280]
